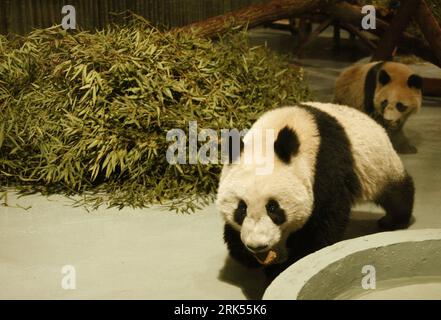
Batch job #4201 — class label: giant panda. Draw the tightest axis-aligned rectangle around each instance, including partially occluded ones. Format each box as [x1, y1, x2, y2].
[334, 61, 422, 154]
[216, 102, 414, 278]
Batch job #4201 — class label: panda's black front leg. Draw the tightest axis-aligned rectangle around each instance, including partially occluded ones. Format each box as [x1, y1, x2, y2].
[389, 128, 417, 154]
[263, 262, 289, 281]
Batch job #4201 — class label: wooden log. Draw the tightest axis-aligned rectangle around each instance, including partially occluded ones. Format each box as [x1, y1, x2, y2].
[296, 17, 333, 57]
[289, 17, 297, 36]
[177, 0, 339, 38]
[298, 17, 313, 45]
[333, 21, 341, 50]
[327, 2, 383, 29]
[371, 0, 421, 61]
[340, 22, 377, 51]
[415, 0, 441, 66]
[327, 2, 439, 66]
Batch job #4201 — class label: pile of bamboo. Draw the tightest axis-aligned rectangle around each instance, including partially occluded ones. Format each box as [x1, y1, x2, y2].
[0, 19, 309, 212]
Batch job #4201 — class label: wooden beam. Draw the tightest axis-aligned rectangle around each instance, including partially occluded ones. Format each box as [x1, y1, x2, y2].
[415, 0, 441, 66]
[327, 2, 438, 66]
[296, 17, 333, 57]
[298, 17, 312, 45]
[177, 0, 339, 38]
[340, 22, 377, 51]
[333, 21, 341, 50]
[371, 0, 421, 61]
[327, 2, 389, 30]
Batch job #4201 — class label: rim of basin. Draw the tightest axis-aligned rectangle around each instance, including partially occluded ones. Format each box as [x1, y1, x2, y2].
[263, 228, 441, 300]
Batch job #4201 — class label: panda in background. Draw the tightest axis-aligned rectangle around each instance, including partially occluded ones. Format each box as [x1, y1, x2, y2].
[216, 102, 414, 278]
[334, 61, 423, 154]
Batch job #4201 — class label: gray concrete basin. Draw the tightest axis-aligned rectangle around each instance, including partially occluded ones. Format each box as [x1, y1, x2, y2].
[264, 229, 441, 300]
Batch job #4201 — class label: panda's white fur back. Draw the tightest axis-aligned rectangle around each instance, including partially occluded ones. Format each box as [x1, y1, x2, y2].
[304, 102, 405, 200]
[233, 102, 405, 201]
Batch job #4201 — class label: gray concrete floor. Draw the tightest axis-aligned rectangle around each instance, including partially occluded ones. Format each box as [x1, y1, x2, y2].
[1, 28, 440, 300]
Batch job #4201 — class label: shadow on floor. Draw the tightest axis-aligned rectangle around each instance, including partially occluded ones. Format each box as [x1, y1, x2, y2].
[218, 256, 269, 300]
[344, 210, 416, 240]
[218, 210, 407, 300]
[343, 210, 383, 240]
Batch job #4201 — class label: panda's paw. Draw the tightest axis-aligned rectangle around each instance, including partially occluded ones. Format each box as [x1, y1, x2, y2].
[377, 216, 410, 231]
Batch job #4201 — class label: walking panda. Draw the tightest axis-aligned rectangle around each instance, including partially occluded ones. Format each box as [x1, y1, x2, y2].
[334, 61, 422, 154]
[216, 102, 414, 278]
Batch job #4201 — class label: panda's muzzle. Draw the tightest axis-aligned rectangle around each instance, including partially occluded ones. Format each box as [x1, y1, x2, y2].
[246, 245, 278, 265]
[253, 249, 278, 265]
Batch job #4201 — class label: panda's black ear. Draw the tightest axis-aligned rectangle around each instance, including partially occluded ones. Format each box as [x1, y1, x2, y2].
[274, 126, 299, 164]
[378, 69, 391, 86]
[408, 74, 422, 90]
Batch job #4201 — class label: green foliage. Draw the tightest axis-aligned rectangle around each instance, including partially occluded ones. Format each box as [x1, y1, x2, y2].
[0, 19, 310, 213]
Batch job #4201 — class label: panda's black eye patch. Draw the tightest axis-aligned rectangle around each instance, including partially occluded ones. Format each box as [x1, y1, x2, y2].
[378, 70, 391, 86]
[234, 199, 247, 225]
[396, 102, 408, 112]
[381, 99, 388, 112]
[407, 74, 422, 90]
[266, 199, 286, 225]
[274, 126, 300, 164]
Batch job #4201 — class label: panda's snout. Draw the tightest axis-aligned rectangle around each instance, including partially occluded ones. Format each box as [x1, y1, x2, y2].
[240, 215, 281, 257]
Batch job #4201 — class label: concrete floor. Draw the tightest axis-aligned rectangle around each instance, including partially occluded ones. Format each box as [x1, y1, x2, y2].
[1, 28, 440, 300]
